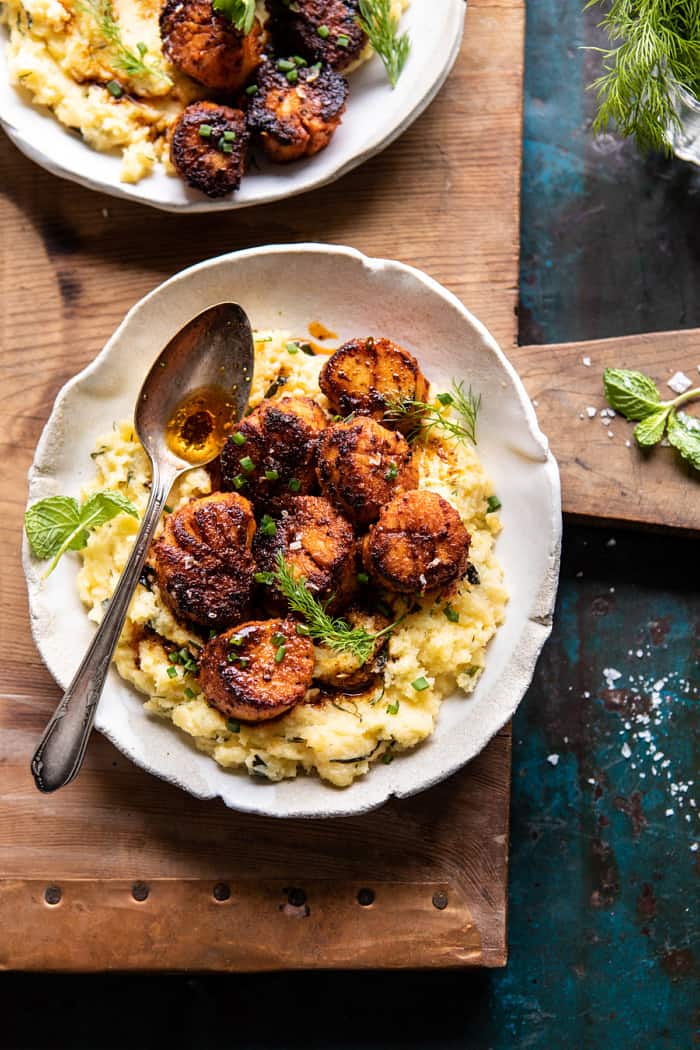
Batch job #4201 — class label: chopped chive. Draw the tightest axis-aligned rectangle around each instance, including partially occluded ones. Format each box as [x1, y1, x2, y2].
[222, 130, 236, 141]
[240, 456, 255, 472]
[336, 33, 349, 46]
[411, 676, 430, 692]
[487, 495, 502, 513]
[166, 666, 178, 679]
[198, 123, 212, 138]
[443, 604, 460, 623]
[265, 468, 279, 481]
[232, 475, 247, 490]
[272, 631, 287, 646]
[246, 84, 258, 95]
[381, 752, 394, 765]
[293, 55, 307, 66]
[164, 505, 173, 513]
[317, 23, 330, 38]
[437, 392, 454, 406]
[221, 141, 234, 154]
[229, 635, 244, 648]
[238, 657, 249, 668]
[296, 623, 311, 636]
[385, 699, 400, 715]
[385, 463, 398, 481]
[288, 477, 301, 492]
[285, 341, 299, 354]
[209, 629, 217, 639]
[260, 514, 276, 536]
[277, 58, 295, 71]
[286, 68, 299, 83]
[227, 719, 241, 733]
[299, 342, 316, 356]
[256, 335, 273, 342]
[275, 644, 286, 664]
[255, 571, 275, 585]
[357, 572, 369, 584]
[106, 79, 123, 98]
[184, 687, 196, 699]
[232, 431, 246, 446]
[168, 652, 180, 664]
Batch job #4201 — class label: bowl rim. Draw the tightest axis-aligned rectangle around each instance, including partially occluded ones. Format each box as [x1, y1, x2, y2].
[0, 1, 466, 213]
[24, 243, 562, 818]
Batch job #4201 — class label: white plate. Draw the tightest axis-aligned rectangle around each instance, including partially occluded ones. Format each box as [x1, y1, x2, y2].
[0, 1, 465, 212]
[24, 244, 562, 818]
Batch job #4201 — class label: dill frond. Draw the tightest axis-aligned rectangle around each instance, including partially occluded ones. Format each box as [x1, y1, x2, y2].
[385, 380, 481, 447]
[357, 0, 410, 88]
[77, 0, 167, 82]
[272, 554, 398, 665]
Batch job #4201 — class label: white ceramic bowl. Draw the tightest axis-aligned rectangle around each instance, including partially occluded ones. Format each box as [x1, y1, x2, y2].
[0, 1, 465, 212]
[24, 244, 562, 818]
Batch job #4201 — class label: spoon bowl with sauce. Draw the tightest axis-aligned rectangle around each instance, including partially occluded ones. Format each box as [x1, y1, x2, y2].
[31, 303, 254, 793]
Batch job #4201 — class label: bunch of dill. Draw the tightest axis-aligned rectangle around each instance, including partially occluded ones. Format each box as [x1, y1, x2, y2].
[588, 0, 700, 153]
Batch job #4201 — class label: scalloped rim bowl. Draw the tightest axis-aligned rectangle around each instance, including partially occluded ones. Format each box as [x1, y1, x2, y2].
[24, 244, 561, 818]
[0, 1, 465, 212]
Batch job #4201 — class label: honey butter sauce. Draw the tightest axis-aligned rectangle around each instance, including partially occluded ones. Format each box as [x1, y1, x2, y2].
[165, 386, 236, 464]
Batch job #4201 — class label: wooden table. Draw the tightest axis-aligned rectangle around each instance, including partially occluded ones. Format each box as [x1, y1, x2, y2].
[0, 0, 525, 970]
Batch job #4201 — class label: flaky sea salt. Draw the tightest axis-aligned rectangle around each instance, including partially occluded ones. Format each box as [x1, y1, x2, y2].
[667, 371, 692, 394]
[582, 356, 591, 367]
[547, 754, 559, 766]
[587, 406, 597, 418]
[621, 742, 632, 759]
[603, 668, 622, 689]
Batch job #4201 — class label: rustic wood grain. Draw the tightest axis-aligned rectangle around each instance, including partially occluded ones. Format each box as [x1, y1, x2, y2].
[0, 0, 524, 971]
[512, 330, 700, 534]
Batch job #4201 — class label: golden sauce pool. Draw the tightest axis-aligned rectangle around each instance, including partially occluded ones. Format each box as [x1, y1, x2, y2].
[165, 386, 235, 464]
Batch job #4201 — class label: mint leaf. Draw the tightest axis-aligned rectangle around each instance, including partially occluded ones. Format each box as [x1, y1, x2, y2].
[25, 496, 81, 559]
[25, 489, 139, 575]
[79, 490, 138, 534]
[633, 406, 670, 448]
[603, 368, 662, 421]
[211, 0, 255, 32]
[667, 410, 700, 471]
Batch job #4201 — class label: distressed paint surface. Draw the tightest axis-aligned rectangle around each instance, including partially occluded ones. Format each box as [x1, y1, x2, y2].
[3, 0, 700, 1045]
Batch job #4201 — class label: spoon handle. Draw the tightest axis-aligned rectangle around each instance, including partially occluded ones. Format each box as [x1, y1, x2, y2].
[31, 465, 177, 793]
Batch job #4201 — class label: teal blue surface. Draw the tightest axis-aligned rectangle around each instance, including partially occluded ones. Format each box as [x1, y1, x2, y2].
[3, 1, 699, 1046]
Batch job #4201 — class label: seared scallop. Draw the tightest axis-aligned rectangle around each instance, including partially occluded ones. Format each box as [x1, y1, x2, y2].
[220, 396, 328, 511]
[198, 619, 314, 722]
[246, 59, 348, 162]
[362, 490, 471, 595]
[171, 102, 248, 198]
[160, 0, 265, 92]
[254, 495, 357, 614]
[267, 0, 367, 72]
[319, 337, 430, 433]
[316, 416, 418, 527]
[313, 608, 390, 691]
[151, 492, 256, 629]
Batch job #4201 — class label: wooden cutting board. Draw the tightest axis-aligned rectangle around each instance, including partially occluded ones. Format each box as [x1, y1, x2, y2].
[5, 0, 694, 974]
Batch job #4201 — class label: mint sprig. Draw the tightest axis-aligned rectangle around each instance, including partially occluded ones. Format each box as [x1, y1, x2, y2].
[603, 368, 700, 471]
[25, 490, 138, 576]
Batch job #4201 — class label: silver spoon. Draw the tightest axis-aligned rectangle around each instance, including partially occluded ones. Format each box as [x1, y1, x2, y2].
[31, 302, 254, 793]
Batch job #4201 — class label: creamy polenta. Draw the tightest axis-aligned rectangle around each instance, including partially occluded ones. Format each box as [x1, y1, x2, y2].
[77, 331, 507, 786]
[1, 0, 408, 184]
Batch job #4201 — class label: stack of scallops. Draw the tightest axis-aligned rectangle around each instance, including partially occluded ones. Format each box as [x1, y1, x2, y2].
[149, 337, 472, 726]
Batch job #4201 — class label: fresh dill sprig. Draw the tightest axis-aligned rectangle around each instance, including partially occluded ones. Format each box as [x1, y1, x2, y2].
[587, 0, 700, 154]
[386, 380, 481, 446]
[211, 0, 256, 34]
[77, 0, 167, 82]
[357, 0, 410, 89]
[272, 553, 399, 665]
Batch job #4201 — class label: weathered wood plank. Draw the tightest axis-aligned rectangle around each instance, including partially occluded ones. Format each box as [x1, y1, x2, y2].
[0, 0, 524, 970]
[512, 330, 700, 534]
